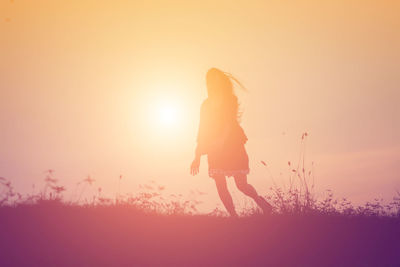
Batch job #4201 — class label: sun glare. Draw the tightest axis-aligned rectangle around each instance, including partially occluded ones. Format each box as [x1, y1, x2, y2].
[145, 95, 183, 133]
[139, 83, 193, 138]
[157, 103, 179, 126]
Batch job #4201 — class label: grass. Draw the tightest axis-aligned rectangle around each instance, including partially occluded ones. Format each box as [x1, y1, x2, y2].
[1, 134, 399, 266]
[1, 201, 399, 266]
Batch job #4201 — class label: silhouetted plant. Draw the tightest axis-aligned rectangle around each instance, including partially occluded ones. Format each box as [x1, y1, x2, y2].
[1, 136, 399, 219]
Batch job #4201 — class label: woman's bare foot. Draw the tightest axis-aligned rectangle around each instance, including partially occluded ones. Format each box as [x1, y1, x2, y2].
[256, 196, 273, 215]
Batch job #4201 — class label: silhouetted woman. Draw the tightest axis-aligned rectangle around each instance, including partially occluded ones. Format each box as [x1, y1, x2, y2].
[190, 68, 272, 217]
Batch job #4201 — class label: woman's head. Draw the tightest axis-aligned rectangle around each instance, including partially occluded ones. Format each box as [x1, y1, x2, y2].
[205, 68, 246, 121]
[206, 68, 233, 99]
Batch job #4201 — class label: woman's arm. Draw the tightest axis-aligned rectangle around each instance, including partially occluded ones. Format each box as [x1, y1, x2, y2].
[191, 101, 207, 175]
[194, 101, 208, 156]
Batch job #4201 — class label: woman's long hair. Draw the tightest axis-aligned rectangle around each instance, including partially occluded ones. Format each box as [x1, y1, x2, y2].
[206, 68, 247, 121]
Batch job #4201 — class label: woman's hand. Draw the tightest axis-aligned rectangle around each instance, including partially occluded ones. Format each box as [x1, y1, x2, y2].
[190, 157, 200, 176]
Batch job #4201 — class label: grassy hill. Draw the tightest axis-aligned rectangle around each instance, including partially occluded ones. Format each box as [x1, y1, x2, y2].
[1, 202, 399, 267]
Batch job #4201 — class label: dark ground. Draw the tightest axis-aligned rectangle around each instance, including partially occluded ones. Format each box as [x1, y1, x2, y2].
[0, 205, 399, 267]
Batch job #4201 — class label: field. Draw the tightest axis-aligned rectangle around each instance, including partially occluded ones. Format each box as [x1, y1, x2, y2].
[1, 186, 399, 266]
[1, 137, 400, 266]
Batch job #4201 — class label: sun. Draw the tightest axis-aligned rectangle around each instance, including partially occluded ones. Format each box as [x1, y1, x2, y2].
[157, 103, 179, 126]
[146, 97, 183, 132]
[139, 86, 189, 136]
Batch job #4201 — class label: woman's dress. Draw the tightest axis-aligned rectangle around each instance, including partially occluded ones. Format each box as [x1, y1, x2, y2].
[196, 98, 249, 178]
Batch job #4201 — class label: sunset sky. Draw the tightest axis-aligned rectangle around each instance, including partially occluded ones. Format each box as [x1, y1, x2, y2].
[1, 0, 399, 210]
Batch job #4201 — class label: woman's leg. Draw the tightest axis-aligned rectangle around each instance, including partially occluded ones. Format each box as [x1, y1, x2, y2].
[213, 174, 237, 217]
[234, 174, 272, 214]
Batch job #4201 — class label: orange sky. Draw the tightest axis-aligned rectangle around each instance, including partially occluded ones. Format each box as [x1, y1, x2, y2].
[1, 0, 399, 210]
